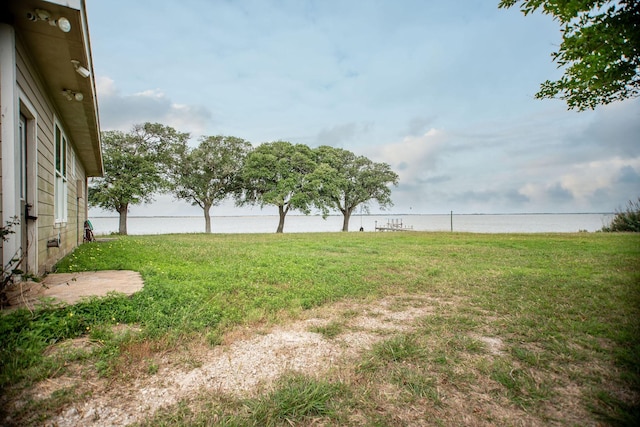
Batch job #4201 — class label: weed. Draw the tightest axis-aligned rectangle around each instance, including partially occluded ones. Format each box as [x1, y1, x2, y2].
[205, 329, 224, 347]
[309, 320, 344, 339]
[147, 359, 159, 375]
[248, 373, 348, 426]
[380, 334, 425, 361]
[490, 359, 553, 409]
[391, 365, 442, 404]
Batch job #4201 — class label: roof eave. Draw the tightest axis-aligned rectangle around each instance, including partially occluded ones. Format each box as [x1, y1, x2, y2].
[9, 0, 103, 177]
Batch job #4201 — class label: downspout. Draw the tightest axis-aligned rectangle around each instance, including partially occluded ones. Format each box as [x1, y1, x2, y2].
[76, 179, 84, 244]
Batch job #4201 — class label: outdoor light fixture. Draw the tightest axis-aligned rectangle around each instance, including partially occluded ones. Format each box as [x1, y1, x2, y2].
[71, 60, 91, 78]
[62, 89, 83, 102]
[56, 17, 71, 33]
[26, 9, 71, 33]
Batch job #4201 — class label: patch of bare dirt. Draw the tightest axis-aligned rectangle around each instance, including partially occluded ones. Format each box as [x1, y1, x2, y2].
[6, 295, 443, 426]
[474, 335, 505, 356]
[5, 294, 626, 427]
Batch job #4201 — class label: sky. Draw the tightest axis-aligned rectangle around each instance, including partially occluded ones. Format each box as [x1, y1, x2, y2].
[86, 0, 640, 217]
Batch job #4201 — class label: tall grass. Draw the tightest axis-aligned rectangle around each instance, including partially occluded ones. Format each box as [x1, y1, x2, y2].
[1, 232, 638, 425]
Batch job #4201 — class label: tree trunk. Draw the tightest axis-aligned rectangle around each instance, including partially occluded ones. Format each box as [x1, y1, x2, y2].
[203, 202, 212, 233]
[276, 205, 288, 233]
[117, 203, 128, 235]
[342, 208, 352, 232]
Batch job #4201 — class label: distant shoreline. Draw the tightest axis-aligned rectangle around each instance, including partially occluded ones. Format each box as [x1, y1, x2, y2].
[90, 212, 615, 219]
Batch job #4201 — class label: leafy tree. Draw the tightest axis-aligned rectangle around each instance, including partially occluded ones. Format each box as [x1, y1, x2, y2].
[602, 197, 640, 232]
[168, 135, 252, 233]
[89, 123, 189, 235]
[239, 141, 317, 233]
[313, 146, 399, 232]
[499, 0, 640, 110]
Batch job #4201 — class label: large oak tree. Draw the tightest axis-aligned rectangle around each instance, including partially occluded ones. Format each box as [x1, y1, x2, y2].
[500, 0, 640, 110]
[89, 123, 189, 234]
[239, 141, 317, 233]
[168, 135, 252, 233]
[313, 146, 399, 232]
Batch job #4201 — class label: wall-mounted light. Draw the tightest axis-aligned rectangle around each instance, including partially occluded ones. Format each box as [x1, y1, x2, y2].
[26, 9, 71, 33]
[71, 60, 91, 78]
[62, 89, 84, 102]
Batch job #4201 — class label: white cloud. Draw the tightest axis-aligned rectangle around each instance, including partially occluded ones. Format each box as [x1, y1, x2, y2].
[95, 75, 117, 97]
[561, 159, 630, 198]
[368, 128, 448, 184]
[518, 158, 640, 211]
[96, 77, 212, 136]
[134, 89, 164, 98]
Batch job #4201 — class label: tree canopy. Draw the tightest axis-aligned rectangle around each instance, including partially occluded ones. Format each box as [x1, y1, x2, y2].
[168, 135, 252, 233]
[313, 146, 399, 232]
[90, 126, 400, 234]
[239, 141, 317, 233]
[89, 123, 189, 234]
[499, 0, 640, 110]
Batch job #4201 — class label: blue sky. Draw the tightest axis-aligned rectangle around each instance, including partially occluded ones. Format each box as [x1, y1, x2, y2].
[86, 0, 640, 216]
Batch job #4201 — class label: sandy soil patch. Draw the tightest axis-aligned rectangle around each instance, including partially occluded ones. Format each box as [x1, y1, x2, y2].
[7, 296, 442, 427]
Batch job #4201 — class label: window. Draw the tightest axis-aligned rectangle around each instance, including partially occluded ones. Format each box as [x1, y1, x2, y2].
[19, 115, 27, 201]
[55, 123, 68, 223]
[71, 149, 76, 179]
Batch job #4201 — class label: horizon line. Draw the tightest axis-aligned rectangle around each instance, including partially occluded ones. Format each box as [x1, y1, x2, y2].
[89, 212, 615, 219]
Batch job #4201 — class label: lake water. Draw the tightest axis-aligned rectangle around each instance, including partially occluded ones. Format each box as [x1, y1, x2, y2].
[89, 213, 615, 235]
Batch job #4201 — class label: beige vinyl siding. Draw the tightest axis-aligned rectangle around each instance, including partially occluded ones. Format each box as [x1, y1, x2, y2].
[15, 37, 88, 274]
[0, 74, 3, 213]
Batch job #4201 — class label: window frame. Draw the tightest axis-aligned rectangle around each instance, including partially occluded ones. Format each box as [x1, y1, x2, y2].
[19, 114, 27, 201]
[54, 121, 68, 224]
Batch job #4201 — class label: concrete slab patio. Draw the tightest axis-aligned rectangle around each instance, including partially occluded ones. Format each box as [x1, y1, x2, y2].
[2, 271, 144, 312]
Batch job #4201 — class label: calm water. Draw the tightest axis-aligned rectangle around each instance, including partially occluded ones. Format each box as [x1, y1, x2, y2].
[89, 213, 615, 235]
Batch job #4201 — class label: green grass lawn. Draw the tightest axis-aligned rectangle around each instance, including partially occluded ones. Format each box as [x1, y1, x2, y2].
[1, 232, 638, 425]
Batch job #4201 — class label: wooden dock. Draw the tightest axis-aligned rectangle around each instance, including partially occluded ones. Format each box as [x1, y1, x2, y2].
[375, 219, 414, 232]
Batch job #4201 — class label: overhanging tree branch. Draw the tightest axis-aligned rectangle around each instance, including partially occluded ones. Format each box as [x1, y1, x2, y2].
[499, 0, 640, 110]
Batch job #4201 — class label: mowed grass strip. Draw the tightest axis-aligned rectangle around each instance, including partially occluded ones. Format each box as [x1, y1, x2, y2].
[1, 232, 638, 425]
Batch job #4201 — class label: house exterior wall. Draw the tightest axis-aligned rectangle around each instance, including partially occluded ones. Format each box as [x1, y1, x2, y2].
[1, 23, 19, 279]
[2, 0, 100, 283]
[0, 32, 90, 275]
